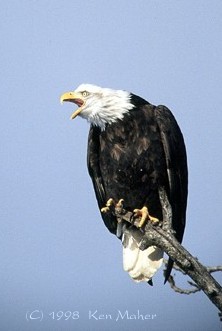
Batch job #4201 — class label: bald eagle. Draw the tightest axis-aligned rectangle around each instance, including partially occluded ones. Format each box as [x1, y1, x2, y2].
[60, 84, 188, 284]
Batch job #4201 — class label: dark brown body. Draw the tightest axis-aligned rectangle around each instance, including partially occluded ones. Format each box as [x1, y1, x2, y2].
[87, 96, 188, 280]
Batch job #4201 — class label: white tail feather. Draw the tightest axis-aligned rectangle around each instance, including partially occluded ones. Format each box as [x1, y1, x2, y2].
[122, 232, 163, 282]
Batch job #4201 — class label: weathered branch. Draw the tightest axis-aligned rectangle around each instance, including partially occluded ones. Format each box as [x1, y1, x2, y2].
[168, 276, 200, 294]
[162, 259, 222, 295]
[112, 187, 222, 315]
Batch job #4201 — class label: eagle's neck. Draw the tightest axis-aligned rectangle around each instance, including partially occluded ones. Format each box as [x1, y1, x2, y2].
[81, 90, 135, 130]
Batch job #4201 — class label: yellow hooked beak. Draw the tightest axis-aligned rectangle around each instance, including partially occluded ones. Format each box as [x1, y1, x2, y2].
[60, 91, 85, 120]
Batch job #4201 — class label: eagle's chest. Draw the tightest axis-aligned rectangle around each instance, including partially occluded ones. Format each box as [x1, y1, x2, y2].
[98, 114, 167, 207]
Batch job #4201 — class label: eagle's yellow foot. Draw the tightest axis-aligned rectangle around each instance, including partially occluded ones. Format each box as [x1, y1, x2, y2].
[101, 198, 115, 213]
[101, 198, 124, 213]
[116, 199, 124, 210]
[133, 206, 159, 228]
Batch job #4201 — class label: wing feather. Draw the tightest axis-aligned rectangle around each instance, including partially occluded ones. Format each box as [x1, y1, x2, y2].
[87, 125, 117, 234]
[155, 105, 188, 281]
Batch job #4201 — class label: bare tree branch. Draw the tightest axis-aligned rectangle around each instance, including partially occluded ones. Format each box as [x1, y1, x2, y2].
[167, 275, 200, 294]
[207, 266, 222, 273]
[162, 259, 222, 295]
[111, 187, 222, 316]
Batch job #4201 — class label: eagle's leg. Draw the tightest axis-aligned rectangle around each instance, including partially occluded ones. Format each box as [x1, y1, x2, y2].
[101, 198, 124, 213]
[133, 206, 159, 228]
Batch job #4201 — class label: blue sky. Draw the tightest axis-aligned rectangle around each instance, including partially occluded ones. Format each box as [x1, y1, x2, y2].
[1, 1, 222, 330]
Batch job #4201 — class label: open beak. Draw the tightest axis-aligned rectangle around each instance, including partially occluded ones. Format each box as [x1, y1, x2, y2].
[60, 91, 85, 120]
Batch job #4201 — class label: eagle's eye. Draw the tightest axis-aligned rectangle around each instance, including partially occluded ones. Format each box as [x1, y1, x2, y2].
[82, 91, 89, 97]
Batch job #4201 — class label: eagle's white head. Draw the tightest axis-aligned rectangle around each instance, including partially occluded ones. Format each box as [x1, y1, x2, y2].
[60, 84, 134, 130]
